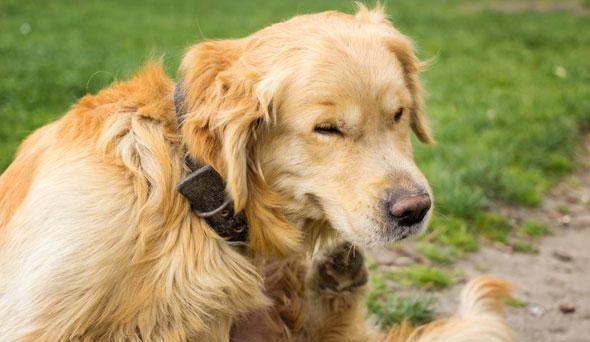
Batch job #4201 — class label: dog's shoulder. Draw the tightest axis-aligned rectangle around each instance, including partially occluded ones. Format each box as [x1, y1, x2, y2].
[57, 63, 177, 146]
[0, 63, 179, 229]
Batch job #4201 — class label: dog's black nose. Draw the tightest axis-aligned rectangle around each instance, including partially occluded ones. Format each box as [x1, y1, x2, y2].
[388, 192, 431, 226]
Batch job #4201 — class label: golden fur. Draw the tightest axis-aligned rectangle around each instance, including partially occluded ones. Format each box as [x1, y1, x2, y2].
[0, 5, 514, 341]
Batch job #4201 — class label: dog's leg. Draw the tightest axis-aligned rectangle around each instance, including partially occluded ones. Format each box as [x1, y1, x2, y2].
[230, 260, 308, 342]
[231, 242, 383, 342]
[301, 241, 384, 342]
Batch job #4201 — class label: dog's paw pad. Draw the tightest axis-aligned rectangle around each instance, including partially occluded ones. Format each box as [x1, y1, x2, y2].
[317, 242, 368, 292]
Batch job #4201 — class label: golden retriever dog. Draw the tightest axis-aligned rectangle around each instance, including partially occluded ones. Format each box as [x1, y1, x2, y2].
[0, 4, 514, 341]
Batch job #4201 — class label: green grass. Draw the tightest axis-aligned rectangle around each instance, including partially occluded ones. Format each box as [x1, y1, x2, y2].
[557, 204, 571, 215]
[2, 0, 589, 329]
[511, 240, 537, 254]
[474, 212, 513, 244]
[367, 272, 435, 327]
[388, 265, 455, 290]
[367, 293, 435, 327]
[504, 297, 528, 309]
[417, 243, 458, 264]
[519, 219, 550, 238]
[431, 215, 480, 253]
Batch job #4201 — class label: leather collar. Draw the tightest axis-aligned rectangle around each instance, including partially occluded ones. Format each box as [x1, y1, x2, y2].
[174, 82, 249, 242]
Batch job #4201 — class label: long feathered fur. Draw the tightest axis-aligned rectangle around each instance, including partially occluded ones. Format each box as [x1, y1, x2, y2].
[0, 65, 270, 341]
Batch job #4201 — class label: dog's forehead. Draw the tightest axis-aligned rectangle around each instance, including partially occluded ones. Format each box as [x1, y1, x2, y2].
[279, 44, 410, 128]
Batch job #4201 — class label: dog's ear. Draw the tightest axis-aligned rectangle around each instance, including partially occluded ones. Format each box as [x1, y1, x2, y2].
[179, 39, 273, 211]
[356, 4, 434, 144]
[388, 39, 434, 144]
[178, 40, 301, 256]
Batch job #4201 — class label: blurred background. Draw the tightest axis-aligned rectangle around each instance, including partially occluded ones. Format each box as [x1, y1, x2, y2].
[1, 0, 589, 340]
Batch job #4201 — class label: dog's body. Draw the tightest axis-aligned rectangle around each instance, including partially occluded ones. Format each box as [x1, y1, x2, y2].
[0, 6, 514, 341]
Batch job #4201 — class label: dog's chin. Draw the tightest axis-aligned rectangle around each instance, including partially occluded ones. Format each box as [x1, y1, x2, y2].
[378, 210, 433, 245]
[382, 222, 426, 244]
[333, 221, 428, 248]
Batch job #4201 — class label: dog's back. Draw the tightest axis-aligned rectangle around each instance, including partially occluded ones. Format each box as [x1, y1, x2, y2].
[0, 64, 173, 339]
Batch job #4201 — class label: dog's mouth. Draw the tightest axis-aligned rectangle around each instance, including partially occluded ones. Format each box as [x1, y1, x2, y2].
[328, 207, 431, 247]
[385, 219, 428, 243]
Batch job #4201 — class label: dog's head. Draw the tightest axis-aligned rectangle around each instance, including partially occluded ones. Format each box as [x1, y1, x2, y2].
[179, 5, 433, 255]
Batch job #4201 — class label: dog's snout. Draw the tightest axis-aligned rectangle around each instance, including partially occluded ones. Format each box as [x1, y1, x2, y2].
[387, 192, 431, 227]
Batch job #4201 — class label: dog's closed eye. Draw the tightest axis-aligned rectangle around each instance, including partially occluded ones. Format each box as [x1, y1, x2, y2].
[394, 108, 404, 122]
[314, 123, 343, 136]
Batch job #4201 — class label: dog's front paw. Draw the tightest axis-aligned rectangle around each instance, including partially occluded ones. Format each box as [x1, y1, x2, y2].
[314, 242, 368, 293]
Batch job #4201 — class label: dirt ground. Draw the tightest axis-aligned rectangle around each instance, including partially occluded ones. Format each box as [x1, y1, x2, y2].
[435, 135, 590, 341]
[368, 134, 590, 341]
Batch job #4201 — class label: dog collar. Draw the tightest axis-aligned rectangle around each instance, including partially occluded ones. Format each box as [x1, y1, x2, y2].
[174, 81, 249, 242]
